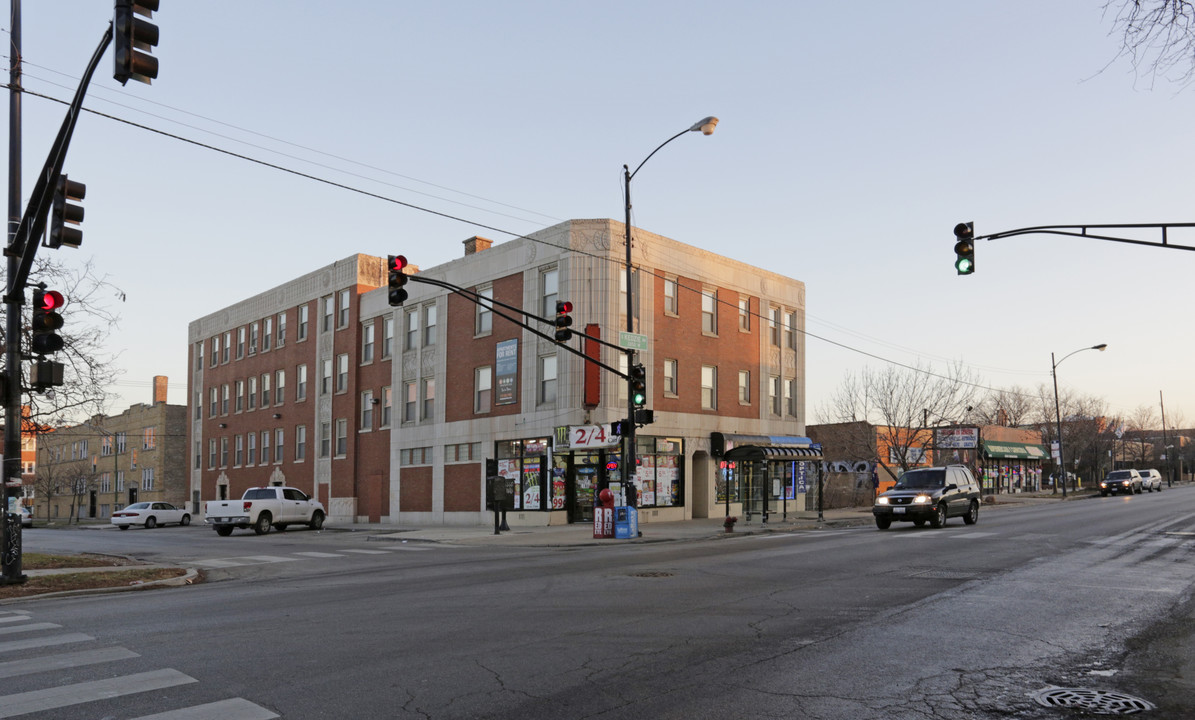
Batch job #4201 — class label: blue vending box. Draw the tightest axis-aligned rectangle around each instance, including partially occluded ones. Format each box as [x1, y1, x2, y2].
[613, 506, 638, 539]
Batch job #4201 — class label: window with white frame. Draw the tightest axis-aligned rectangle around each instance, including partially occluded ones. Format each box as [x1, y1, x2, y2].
[382, 316, 394, 358]
[362, 322, 375, 363]
[475, 366, 491, 413]
[222, 331, 231, 363]
[335, 418, 348, 456]
[701, 365, 717, 410]
[208, 440, 217, 469]
[260, 431, 270, 465]
[248, 432, 257, 465]
[321, 359, 332, 395]
[404, 381, 416, 423]
[209, 387, 218, 418]
[210, 336, 219, 367]
[260, 373, 270, 407]
[664, 359, 677, 396]
[784, 311, 797, 350]
[337, 289, 351, 328]
[295, 425, 307, 461]
[739, 298, 750, 331]
[784, 378, 796, 417]
[336, 354, 348, 393]
[275, 369, 285, 404]
[278, 310, 287, 345]
[770, 375, 781, 416]
[274, 428, 284, 463]
[322, 294, 334, 333]
[220, 437, 229, 467]
[143, 427, 156, 450]
[248, 376, 257, 410]
[195, 341, 203, 370]
[381, 386, 392, 427]
[422, 378, 436, 420]
[405, 309, 419, 351]
[319, 421, 331, 458]
[539, 355, 557, 405]
[263, 317, 272, 352]
[221, 384, 229, 414]
[664, 277, 678, 315]
[294, 306, 305, 342]
[142, 467, 155, 490]
[235, 380, 244, 413]
[476, 287, 493, 335]
[236, 327, 246, 359]
[234, 435, 243, 466]
[770, 307, 781, 345]
[702, 290, 718, 335]
[738, 371, 750, 404]
[361, 390, 374, 430]
[296, 364, 307, 401]
[541, 268, 558, 320]
[423, 304, 437, 347]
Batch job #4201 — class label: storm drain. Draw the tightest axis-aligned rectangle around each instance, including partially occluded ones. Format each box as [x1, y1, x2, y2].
[1031, 687, 1154, 714]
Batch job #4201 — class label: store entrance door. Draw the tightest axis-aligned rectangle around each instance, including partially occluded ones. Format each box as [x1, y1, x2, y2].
[568, 451, 607, 524]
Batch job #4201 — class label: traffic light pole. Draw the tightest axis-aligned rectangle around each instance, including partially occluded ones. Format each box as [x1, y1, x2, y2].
[2, 22, 113, 584]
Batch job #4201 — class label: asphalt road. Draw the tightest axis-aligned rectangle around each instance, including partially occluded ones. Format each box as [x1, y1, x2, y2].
[8, 488, 1195, 719]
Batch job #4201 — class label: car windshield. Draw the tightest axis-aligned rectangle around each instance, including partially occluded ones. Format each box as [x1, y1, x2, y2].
[1107, 471, 1133, 479]
[126, 502, 150, 510]
[896, 469, 945, 489]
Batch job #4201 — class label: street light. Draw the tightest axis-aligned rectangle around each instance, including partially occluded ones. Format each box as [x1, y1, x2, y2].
[1052, 343, 1107, 497]
[621, 116, 718, 507]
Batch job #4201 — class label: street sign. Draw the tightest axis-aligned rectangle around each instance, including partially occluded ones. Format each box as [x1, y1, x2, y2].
[618, 332, 648, 351]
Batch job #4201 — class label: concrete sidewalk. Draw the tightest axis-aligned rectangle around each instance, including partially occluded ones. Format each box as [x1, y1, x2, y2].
[368, 491, 1085, 548]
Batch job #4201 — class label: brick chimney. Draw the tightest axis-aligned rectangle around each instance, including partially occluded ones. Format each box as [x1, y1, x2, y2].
[153, 376, 168, 405]
[463, 236, 493, 256]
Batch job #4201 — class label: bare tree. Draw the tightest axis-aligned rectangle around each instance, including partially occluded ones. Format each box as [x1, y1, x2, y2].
[6, 256, 124, 426]
[1126, 405, 1158, 463]
[970, 385, 1041, 427]
[1106, 0, 1195, 85]
[819, 361, 980, 475]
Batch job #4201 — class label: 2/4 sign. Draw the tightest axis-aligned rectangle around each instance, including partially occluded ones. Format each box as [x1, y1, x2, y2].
[569, 424, 622, 449]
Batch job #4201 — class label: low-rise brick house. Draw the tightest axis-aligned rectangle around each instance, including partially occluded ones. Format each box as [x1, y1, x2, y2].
[188, 219, 813, 527]
[34, 377, 186, 522]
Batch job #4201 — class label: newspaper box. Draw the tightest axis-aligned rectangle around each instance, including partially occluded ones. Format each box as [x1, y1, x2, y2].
[613, 506, 638, 539]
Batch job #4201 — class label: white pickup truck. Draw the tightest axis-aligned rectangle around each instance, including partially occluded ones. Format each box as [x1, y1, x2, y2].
[205, 486, 326, 536]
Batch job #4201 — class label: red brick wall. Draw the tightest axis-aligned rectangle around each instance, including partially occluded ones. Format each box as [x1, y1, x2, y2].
[399, 467, 433, 511]
[444, 462, 481, 512]
[445, 273, 524, 423]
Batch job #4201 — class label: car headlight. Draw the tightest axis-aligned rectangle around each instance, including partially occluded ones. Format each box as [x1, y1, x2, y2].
[912, 494, 931, 504]
[1100, 482, 1108, 487]
[875, 497, 890, 505]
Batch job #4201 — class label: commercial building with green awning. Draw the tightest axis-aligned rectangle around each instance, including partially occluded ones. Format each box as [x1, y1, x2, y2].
[982, 441, 1049, 460]
[979, 440, 1049, 493]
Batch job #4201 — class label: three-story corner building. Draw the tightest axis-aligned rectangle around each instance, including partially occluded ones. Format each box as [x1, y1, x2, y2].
[188, 219, 815, 527]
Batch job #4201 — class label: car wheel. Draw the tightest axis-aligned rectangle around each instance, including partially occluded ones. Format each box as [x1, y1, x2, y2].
[145, 517, 157, 529]
[964, 500, 979, 525]
[309, 511, 325, 531]
[913, 519, 926, 527]
[118, 525, 129, 531]
[214, 525, 234, 537]
[875, 516, 891, 530]
[181, 514, 191, 526]
[253, 513, 272, 535]
[930, 503, 947, 529]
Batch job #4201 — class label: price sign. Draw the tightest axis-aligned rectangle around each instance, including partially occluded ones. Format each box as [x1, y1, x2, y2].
[568, 424, 622, 449]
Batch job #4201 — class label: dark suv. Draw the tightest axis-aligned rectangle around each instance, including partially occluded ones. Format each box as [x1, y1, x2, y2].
[873, 465, 981, 530]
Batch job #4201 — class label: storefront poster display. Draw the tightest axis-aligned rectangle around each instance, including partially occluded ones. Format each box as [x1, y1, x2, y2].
[656, 455, 679, 507]
[522, 458, 542, 509]
[551, 462, 566, 510]
[638, 454, 656, 507]
[499, 459, 521, 508]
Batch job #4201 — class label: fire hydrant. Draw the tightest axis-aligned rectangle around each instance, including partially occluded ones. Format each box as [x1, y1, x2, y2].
[723, 516, 738, 533]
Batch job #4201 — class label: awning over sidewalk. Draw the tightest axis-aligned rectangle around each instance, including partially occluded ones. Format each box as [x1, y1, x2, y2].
[711, 432, 823, 461]
[982, 441, 1049, 460]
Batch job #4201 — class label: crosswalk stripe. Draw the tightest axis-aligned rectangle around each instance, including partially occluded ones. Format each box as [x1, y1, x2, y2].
[340, 549, 391, 555]
[0, 615, 32, 625]
[239, 555, 299, 564]
[0, 668, 196, 718]
[0, 622, 60, 636]
[0, 647, 139, 679]
[0, 633, 93, 654]
[128, 697, 280, 720]
[294, 552, 344, 558]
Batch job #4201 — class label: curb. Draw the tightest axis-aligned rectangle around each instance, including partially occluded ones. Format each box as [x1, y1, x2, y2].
[0, 567, 201, 605]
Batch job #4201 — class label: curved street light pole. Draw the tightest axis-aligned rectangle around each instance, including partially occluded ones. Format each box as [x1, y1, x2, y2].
[1052, 343, 1107, 497]
[621, 117, 717, 507]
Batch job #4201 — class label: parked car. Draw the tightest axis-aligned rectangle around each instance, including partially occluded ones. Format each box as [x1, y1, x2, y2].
[873, 465, 981, 530]
[111, 502, 192, 530]
[1139, 469, 1163, 492]
[1100, 469, 1142, 496]
[205, 486, 326, 536]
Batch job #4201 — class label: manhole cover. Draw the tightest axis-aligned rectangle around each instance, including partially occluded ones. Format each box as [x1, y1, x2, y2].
[628, 571, 673, 578]
[1031, 687, 1154, 714]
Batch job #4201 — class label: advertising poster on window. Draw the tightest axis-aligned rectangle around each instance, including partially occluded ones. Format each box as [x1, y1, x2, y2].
[496, 339, 518, 405]
[522, 458, 542, 509]
[656, 455, 679, 506]
[499, 459, 521, 507]
[551, 465, 566, 510]
[638, 455, 656, 507]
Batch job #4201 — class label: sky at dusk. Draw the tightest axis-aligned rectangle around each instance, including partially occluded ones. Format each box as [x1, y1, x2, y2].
[8, 1, 1195, 427]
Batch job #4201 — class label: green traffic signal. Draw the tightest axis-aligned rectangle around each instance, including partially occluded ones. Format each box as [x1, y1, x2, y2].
[953, 222, 975, 275]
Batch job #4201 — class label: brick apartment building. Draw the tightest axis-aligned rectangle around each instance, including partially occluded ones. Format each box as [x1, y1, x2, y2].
[188, 219, 814, 527]
[34, 377, 187, 522]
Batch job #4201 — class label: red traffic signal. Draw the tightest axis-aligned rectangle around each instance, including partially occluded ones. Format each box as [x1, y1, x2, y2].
[31, 288, 66, 355]
[388, 255, 409, 306]
[554, 300, 573, 342]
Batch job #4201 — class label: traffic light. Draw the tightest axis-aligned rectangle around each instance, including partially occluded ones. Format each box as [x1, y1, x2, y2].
[388, 255, 409, 306]
[611, 419, 628, 436]
[31, 360, 65, 392]
[629, 363, 647, 408]
[48, 175, 85, 249]
[953, 222, 975, 275]
[30, 288, 65, 355]
[113, 0, 160, 85]
[554, 301, 574, 342]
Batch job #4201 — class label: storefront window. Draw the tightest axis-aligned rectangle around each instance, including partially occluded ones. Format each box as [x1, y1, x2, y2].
[630, 437, 683, 508]
[496, 438, 549, 510]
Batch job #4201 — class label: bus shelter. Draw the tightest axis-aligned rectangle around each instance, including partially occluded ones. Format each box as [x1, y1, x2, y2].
[712, 433, 824, 523]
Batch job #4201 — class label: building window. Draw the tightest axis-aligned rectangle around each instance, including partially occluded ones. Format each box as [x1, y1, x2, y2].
[382, 316, 394, 358]
[248, 376, 257, 410]
[260, 430, 270, 466]
[405, 309, 419, 351]
[262, 317, 272, 352]
[785, 311, 797, 350]
[400, 447, 432, 466]
[236, 327, 246, 359]
[208, 439, 216, 469]
[260, 373, 270, 407]
[738, 371, 750, 404]
[423, 304, 437, 347]
[701, 365, 717, 410]
[361, 390, 374, 430]
[275, 369, 285, 404]
[274, 428, 284, 464]
[220, 437, 229, 468]
[142, 467, 155, 490]
[381, 386, 392, 427]
[541, 268, 558, 320]
[539, 355, 557, 405]
[336, 354, 348, 393]
[319, 421, 331, 458]
[362, 322, 375, 363]
[294, 306, 305, 342]
[770, 307, 781, 346]
[221, 384, 230, 415]
[422, 378, 436, 420]
[739, 298, 751, 332]
[295, 425, 307, 462]
[322, 294, 334, 333]
[663, 359, 677, 396]
[664, 277, 678, 315]
[208, 387, 218, 418]
[278, 310, 288, 346]
[248, 432, 257, 465]
[701, 290, 718, 335]
[234, 435, 244, 466]
[321, 359, 332, 395]
[335, 419, 348, 457]
[235, 380, 244, 413]
[784, 378, 796, 417]
[770, 375, 781, 416]
[475, 366, 491, 413]
[210, 336, 219, 367]
[194, 341, 203, 371]
[249, 322, 258, 355]
[222, 332, 231, 363]
[476, 287, 493, 335]
[116, 432, 126, 453]
[403, 382, 416, 423]
[338, 288, 351, 329]
[296, 364, 307, 401]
